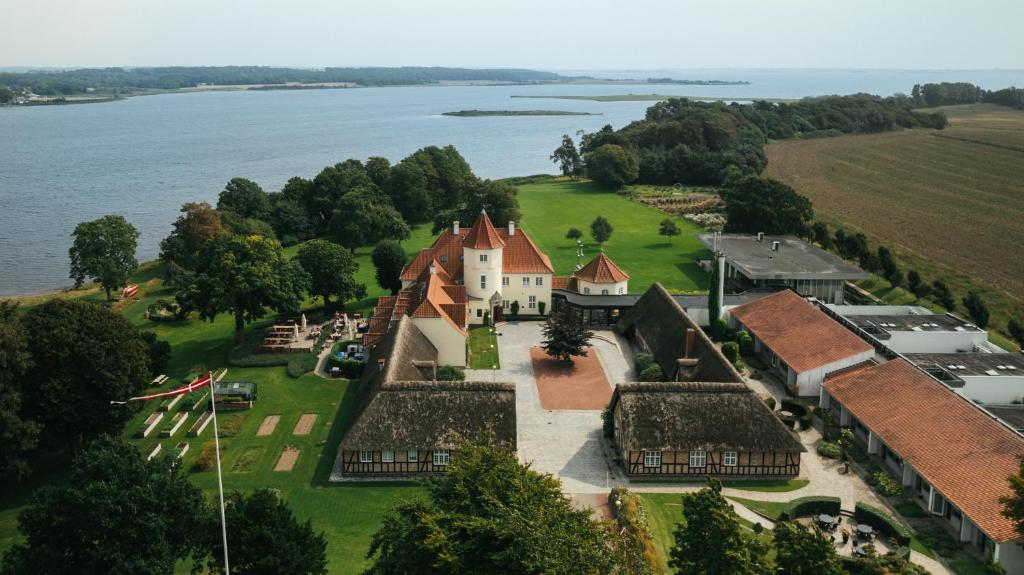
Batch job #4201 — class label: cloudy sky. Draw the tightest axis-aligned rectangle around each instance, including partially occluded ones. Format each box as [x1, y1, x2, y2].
[2, 0, 1022, 69]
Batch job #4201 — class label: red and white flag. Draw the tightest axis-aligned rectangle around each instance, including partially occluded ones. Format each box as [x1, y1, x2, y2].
[112, 373, 213, 404]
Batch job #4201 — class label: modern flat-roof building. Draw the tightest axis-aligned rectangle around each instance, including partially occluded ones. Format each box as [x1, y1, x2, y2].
[728, 289, 875, 396]
[828, 304, 993, 354]
[700, 233, 867, 304]
[906, 352, 1024, 404]
[821, 359, 1024, 572]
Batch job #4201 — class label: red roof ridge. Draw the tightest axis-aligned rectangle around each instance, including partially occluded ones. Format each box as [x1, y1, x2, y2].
[464, 210, 505, 250]
[575, 252, 629, 283]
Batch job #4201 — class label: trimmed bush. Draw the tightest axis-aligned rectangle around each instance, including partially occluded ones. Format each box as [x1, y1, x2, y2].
[436, 365, 465, 381]
[854, 502, 912, 546]
[639, 365, 664, 382]
[764, 396, 776, 410]
[286, 354, 318, 378]
[817, 441, 841, 459]
[634, 353, 655, 374]
[736, 330, 752, 354]
[779, 496, 841, 521]
[602, 405, 614, 438]
[721, 341, 740, 364]
[870, 470, 903, 497]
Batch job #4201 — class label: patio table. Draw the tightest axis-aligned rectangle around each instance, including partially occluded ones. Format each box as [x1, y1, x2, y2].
[817, 514, 835, 527]
[856, 524, 874, 537]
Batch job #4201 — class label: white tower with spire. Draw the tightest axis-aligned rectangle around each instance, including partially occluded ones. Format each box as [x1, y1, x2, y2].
[462, 210, 505, 322]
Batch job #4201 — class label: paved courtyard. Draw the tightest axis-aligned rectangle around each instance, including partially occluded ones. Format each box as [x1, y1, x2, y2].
[466, 321, 633, 493]
[530, 346, 612, 410]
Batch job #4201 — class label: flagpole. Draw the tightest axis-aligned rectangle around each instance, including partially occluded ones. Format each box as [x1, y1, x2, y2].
[209, 371, 230, 575]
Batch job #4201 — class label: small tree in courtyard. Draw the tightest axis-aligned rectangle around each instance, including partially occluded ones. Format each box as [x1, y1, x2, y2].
[541, 308, 593, 363]
[773, 521, 844, 575]
[566, 227, 583, 243]
[659, 218, 681, 244]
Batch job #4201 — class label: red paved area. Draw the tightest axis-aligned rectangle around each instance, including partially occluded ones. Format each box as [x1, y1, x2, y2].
[530, 346, 613, 410]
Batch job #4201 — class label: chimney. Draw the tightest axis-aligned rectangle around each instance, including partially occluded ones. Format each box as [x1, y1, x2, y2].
[428, 263, 436, 275]
[508, 221, 515, 236]
[757, 232, 764, 242]
[771, 240, 780, 252]
[684, 328, 696, 358]
[377, 358, 386, 371]
[453, 221, 460, 235]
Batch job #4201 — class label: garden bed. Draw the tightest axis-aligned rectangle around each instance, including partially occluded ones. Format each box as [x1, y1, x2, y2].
[137, 412, 164, 438]
[187, 411, 213, 437]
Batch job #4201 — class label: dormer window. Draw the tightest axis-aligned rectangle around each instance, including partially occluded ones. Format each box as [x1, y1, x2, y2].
[440, 255, 448, 263]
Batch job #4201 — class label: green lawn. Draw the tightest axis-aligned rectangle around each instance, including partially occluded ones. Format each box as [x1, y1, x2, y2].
[467, 325, 500, 369]
[723, 479, 810, 493]
[727, 496, 788, 520]
[516, 179, 710, 294]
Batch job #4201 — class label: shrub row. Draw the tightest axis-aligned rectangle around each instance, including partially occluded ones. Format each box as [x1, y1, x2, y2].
[854, 502, 912, 546]
[816, 441, 841, 459]
[286, 354, 319, 378]
[228, 346, 298, 368]
[609, 488, 661, 575]
[327, 357, 364, 378]
[779, 496, 841, 521]
[868, 468, 903, 497]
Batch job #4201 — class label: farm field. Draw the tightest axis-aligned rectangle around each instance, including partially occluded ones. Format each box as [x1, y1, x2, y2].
[516, 179, 711, 294]
[765, 104, 1024, 337]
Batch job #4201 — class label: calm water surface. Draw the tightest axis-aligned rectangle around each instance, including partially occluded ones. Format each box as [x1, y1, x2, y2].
[2, 68, 1022, 295]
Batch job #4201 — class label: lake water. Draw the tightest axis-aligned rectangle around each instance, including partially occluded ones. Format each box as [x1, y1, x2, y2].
[2, 68, 1023, 295]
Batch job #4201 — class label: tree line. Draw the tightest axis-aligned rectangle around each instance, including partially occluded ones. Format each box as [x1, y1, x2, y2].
[552, 94, 947, 189]
[911, 82, 1024, 109]
[0, 66, 573, 97]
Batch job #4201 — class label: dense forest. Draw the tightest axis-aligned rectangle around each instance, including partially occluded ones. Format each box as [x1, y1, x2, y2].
[911, 82, 1024, 109]
[0, 66, 578, 96]
[575, 94, 947, 186]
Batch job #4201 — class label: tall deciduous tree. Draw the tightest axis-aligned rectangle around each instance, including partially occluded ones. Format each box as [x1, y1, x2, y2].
[217, 177, 271, 221]
[206, 489, 327, 575]
[591, 216, 614, 247]
[669, 480, 767, 575]
[0, 436, 209, 575]
[177, 234, 310, 343]
[328, 187, 410, 251]
[21, 300, 150, 449]
[297, 239, 366, 310]
[68, 214, 139, 300]
[659, 218, 681, 244]
[0, 310, 38, 481]
[584, 144, 639, 189]
[772, 521, 843, 575]
[551, 134, 583, 178]
[541, 307, 594, 363]
[723, 176, 813, 236]
[372, 240, 407, 295]
[364, 441, 626, 574]
[159, 202, 226, 277]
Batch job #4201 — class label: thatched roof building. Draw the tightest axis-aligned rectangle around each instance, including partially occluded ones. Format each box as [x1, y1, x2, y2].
[340, 380, 516, 451]
[333, 316, 516, 478]
[618, 282, 743, 383]
[610, 382, 803, 454]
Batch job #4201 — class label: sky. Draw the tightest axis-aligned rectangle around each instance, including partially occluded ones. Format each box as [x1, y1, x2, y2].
[2, 0, 1022, 70]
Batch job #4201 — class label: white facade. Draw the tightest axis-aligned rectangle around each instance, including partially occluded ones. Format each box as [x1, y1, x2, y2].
[958, 375, 1024, 404]
[752, 336, 874, 397]
[411, 317, 466, 367]
[882, 330, 989, 354]
[500, 273, 552, 318]
[576, 278, 628, 296]
[463, 246, 503, 301]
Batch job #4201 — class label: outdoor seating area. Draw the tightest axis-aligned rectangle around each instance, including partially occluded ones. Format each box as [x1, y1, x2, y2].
[801, 514, 884, 558]
[327, 312, 367, 342]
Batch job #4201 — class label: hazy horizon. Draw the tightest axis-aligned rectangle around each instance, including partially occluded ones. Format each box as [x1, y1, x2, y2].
[2, 0, 1022, 70]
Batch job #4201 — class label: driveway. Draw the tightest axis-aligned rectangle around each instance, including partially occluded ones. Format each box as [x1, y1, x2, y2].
[466, 321, 632, 493]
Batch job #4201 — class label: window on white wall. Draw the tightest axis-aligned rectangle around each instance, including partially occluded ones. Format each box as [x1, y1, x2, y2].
[724, 451, 738, 467]
[643, 451, 662, 468]
[476, 308, 482, 317]
[535, 277, 543, 286]
[618, 287, 624, 294]
[407, 449, 418, 463]
[689, 450, 706, 468]
[359, 450, 373, 463]
[502, 300, 509, 309]
[480, 275, 486, 289]
[528, 296, 537, 309]
[382, 450, 394, 463]
[601, 289, 609, 295]
[522, 277, 530, 287]
[433, 450, 450, 466]
[584, 287, 591, 294]
[502, 276, 509, 286]
[480, 254, 488, 262]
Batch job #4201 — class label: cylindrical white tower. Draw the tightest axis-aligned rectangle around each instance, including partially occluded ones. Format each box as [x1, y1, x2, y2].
[463, 210, 505, 300]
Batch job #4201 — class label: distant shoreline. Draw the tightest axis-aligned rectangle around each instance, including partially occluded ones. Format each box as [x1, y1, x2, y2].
[511, 94, 797, 103]
[442, 109, 600, 117]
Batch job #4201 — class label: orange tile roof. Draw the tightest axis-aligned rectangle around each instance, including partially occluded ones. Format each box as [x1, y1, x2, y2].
[463, 210, 505, 250]
[552, 276, 572, 290]
[574, 252, 629, 284]
[824, 359, 1024, 543]
[400, 218, 553, 281]
[373, 260, 467, 345]
[729, 290, 872, 373]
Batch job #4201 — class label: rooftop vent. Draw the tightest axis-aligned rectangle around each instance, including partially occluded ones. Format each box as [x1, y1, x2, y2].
[757, 232, 765, 242]
[771, 240, 780, 251]
[453, 221, 460, 234]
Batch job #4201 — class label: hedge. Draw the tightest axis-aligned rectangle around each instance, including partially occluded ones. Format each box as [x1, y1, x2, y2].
[286, 354, 319, 378]
[779, 496, 841, 520]
[854, 502, 912, 546]
[327, 357, 364, 378]
[609, 488, 660, 575]
[228, 346, 301, 368]
[817, 441, 841, 459]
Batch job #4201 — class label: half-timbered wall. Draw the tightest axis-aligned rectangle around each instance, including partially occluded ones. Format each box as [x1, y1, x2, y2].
[341, 449, 452, 475]
[623, 449, 800, 478]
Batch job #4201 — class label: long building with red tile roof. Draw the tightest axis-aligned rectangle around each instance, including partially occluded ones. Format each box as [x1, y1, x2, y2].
[728, 289, 874, 396]
[822, 358, 1024, 570]
[369, 210, 555, 365]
